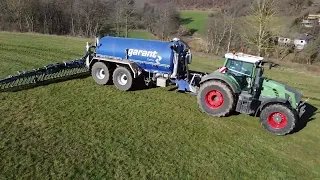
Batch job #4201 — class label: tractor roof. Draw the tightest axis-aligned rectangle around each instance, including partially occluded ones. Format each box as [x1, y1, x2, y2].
[224, 52, 264, 64]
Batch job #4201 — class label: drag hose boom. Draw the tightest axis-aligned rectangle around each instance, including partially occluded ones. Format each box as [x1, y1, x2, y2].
[0, 53, 91, 91]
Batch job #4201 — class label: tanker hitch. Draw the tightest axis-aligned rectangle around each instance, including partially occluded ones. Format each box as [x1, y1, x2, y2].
[171, 72, 203, 95]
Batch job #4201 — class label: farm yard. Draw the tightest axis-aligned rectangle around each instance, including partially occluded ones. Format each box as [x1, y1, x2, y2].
[0, 32, 319, 179]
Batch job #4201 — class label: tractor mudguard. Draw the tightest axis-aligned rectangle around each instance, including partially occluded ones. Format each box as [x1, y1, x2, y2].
[255, 97, 290, 116]
[199, 73, 241, 94]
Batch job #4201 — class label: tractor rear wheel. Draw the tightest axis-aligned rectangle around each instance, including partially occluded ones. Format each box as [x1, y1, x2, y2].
[260, 104, 298, 135]
[112, 66, 133, 91]
[197, 80, 236, 117]
[91, 62, 111, 85]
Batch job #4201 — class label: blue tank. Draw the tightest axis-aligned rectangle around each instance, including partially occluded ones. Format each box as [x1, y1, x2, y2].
[96, 36, 184, 74]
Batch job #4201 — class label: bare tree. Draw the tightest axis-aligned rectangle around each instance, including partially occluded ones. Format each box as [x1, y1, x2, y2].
[109, 0, 134, 37]
[226, 6, 238, 53]
[141, 2, 156, 33]
[151, 2, 180, 40]
[214, 17, 228, 54]
[205, 10, 237, 55]
[124, 0, 135, 37]
[205, 15, 222, 53]
[5, 0, 25, 32]
[289, 0, 312, 12]
[242, 0, 278, 56]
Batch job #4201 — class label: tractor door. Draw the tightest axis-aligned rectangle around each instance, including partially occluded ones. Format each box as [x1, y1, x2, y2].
[225, 59, 255, 91]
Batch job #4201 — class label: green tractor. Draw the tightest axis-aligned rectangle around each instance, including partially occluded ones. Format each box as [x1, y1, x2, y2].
[197, 52, 307, 135]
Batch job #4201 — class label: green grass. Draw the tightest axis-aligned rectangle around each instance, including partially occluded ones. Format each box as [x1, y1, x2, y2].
[179, 10, 296, 38]
[128, 30, 156, 40]
[0, 32, 319, 179]
[179, 10, 214, 36]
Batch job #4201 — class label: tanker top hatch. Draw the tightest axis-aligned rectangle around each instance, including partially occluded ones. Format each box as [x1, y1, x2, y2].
[224, 52, 264, 64]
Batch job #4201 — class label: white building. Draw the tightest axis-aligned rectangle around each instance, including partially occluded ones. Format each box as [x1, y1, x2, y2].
[277, 37, 292, 46]
[293, 34, 314, 50]
[302, 14, 320, 28]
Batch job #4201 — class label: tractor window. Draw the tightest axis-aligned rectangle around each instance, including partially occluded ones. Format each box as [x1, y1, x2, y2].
[225, 59, 254, 77]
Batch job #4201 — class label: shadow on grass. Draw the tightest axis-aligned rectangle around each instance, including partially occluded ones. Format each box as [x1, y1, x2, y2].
[180, 17, 194, 25]
[189, 29, 198, 36]
[0, 73, 90, 93]
[291, 103, 318, 134]
[179, 18, 198, 36]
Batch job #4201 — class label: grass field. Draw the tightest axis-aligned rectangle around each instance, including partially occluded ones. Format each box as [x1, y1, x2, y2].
[128, 30, 155, 40]
[179, 9, 297, 39]
[0, 32, 319, 179]
[179, 10, 214, 36]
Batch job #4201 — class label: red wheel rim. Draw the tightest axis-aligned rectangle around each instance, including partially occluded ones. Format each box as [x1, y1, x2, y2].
[205, 90, 224, 109]
[267, 112, 287, 129]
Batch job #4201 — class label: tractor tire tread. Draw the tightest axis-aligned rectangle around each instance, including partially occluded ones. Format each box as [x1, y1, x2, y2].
[197, 80, 236, 117]
[260, 103, 298, 136]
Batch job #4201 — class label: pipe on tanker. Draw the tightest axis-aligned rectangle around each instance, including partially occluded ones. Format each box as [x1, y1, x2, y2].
[95, 36, 100, 47]
[170, 52, 179, 78]
[185, 55, 189, 80]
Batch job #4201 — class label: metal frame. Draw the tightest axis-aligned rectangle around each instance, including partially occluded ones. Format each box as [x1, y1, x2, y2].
[0, 58, 89, 91]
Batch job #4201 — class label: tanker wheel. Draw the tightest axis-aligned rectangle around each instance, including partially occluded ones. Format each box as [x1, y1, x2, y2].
[260, 104, 298, 136]
[91, 62, 111, 85]
[113, 66, 133, 91]
[197, 80, 236, 117]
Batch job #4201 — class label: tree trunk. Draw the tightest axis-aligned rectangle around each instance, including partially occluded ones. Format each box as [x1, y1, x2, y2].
[25, 16, 30, 32]
[258, 20, 263, 56]
[71, 16, 75, 36]
[125, 15, 128, 38]
[227, 16, 235, 53]
[216, 21, 227, 55]
[19, 16, 23, 32]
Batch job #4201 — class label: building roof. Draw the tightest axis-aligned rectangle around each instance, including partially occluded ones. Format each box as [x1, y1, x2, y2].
[295, 34, 314, 41]
[224, 52, 264, 64]
[308, 14, 320, 18]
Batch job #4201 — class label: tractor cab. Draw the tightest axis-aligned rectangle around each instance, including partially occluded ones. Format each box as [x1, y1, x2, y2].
[223, 52, 264, 92]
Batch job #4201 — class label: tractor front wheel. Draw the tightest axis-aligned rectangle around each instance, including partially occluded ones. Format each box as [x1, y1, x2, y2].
[197, 80, 236, 117]
[260, 104, 298, 135]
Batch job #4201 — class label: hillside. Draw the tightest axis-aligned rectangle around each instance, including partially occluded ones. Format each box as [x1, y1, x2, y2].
[0, 32, 319, 179]
[179, 10, 214, 36]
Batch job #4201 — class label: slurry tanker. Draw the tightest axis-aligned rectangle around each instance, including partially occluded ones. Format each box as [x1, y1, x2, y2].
[87, 36, 196, 92]
[0, 36, 308, 136]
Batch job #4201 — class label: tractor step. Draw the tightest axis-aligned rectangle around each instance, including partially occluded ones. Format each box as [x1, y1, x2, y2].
[236, 92, 256, 115]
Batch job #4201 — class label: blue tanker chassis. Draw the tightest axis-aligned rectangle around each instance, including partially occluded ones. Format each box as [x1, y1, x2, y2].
[86, 36, 204, 94]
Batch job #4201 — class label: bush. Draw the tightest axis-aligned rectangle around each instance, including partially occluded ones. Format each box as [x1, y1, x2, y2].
[177, 26, 193, 36]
